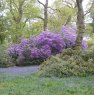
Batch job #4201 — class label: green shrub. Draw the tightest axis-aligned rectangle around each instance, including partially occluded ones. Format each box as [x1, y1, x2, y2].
[16, 58, 44, 66]
[39, 49, 94, 77]
[0, 44, 13, 67]
[87, 38, 94, 49]
[80, 49, 94, 61]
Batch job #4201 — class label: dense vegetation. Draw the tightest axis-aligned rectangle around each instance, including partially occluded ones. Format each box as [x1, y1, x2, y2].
[0, 0, 94, 76]
[7, 25, 88, 66]
[39, 48, 93, 77]
[0, 0, 94, 95]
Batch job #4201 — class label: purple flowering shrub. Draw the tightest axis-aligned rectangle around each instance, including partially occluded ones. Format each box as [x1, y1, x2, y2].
[37, 31, 65, 55]
[82, 40, 88, 49]
[61, 25, 88, 49]
[7, 44, 20, 60]
[7, 25, 88, 65]
[61, 25, 77, 48]
[7, 31, 65, 65]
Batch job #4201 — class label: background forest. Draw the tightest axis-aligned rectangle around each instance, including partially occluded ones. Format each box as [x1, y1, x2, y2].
[0, 0, 94, 44]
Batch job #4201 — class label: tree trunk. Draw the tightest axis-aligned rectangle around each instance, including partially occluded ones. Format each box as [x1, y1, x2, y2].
[37, 0, 48, 31]
[75, 0, 85, 49]
[44, 0, 48, 31]
[9, 0, 25, 43]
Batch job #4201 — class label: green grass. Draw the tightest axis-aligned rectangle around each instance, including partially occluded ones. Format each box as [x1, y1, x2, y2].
[0, 73, 94, 95]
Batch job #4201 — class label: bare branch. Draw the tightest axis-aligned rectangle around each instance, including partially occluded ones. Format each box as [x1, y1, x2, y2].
[48, 7, 61, 13]
[62, 0, 73, 8]
[37, 0, 45, 7]
[23, 18, 29, 28]
[48, 10, 56, 15]
[62, 0, 76, 8]
[84, 10, 90, 16]
[84, 1, 93, 16]
[64, 16, 71, 25]
[36, 16, 44, 21]
[12, 0, 18, 9]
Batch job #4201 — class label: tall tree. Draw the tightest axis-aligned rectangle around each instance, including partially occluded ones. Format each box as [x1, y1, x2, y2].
[75, 0, 85, 49]
[44, 0, 48, 31]
[37, 0, 48, 31]
[0, 1, 6, 44]
[8, 0, 27, 42]
[46, 0, 77, 31]
[6, 0, 40, 42]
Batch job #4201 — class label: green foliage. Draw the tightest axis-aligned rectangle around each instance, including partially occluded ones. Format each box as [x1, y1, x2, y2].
[48, 0, 76, 31]
[39, 48, 94, 77]
[0, 17, 6, 44]
[0, 45, 13, 67]
[30, 21, 43, 35]
[16, 58, 44, 66]
[5, 0, 41, 42]
[87, 38, 94, 50]
[85, 23, 94, 37]
[80, 50, 94, 61]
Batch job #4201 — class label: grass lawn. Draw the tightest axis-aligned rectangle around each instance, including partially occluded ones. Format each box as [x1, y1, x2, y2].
[0, 73, 93, 95]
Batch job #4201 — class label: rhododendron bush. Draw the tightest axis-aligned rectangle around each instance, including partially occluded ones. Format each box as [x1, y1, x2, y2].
[7, 25, 88, 65]
[61, 25, 88, 49]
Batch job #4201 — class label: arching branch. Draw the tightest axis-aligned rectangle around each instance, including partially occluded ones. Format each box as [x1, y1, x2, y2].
[37, 0, 45, 7]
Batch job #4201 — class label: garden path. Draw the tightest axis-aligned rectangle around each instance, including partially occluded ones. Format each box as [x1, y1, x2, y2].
[0, 66, 39, 75]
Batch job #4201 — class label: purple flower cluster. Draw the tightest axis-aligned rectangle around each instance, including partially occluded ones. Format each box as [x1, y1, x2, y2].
[82, 40, 88, 49]
[61, 25, 77, 48]
[7, 44, 21, 58]
[61, 25, 88, 49]
[31, 45, 51, 59]
[7, 31, 65, 61]
[37, 31, 65, 54]
[7, 25, 88, 64]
